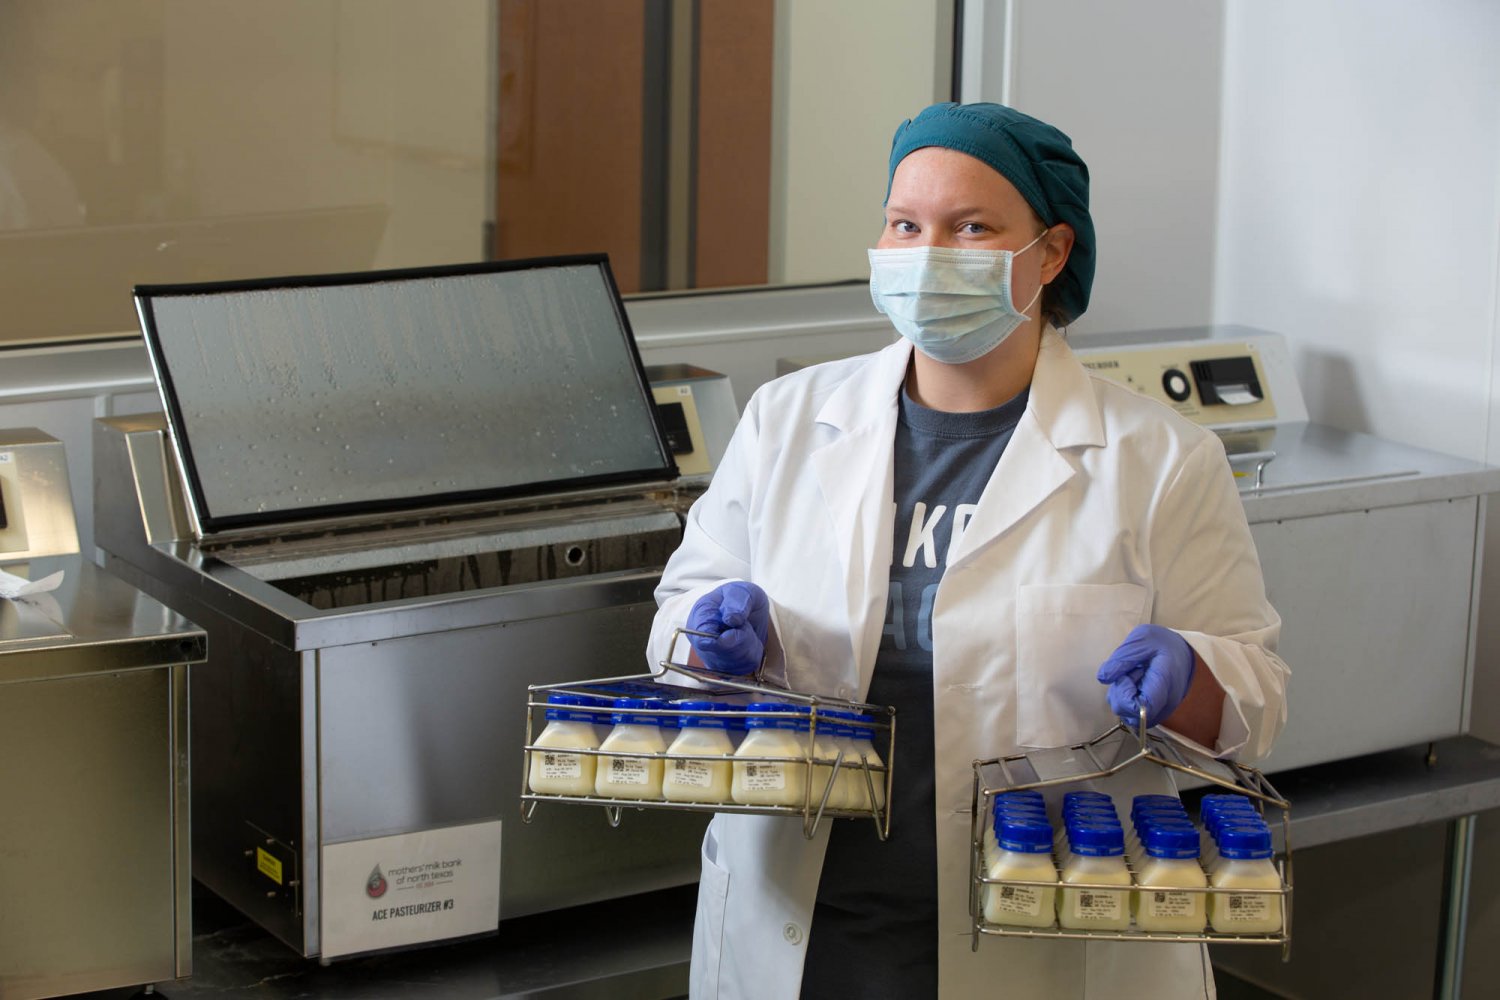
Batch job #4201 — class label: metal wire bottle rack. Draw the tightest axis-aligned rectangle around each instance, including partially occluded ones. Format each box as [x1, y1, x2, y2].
[520, 627, 896, 840]
[971, 711, 1292, 957]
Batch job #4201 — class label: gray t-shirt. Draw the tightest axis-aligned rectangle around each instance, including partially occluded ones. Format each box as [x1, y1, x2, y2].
[801, 384, 1028, 998]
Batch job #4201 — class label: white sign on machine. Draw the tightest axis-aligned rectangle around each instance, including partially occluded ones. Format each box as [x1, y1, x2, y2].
[320, 819, 502, 958]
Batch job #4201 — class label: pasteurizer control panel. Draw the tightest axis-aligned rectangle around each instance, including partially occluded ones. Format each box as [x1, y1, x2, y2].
[1073, 326, 1500, 773]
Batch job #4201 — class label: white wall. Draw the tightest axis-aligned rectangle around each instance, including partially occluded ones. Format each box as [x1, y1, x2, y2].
[1215, 0, 1500, 460]
[767, 0, 949, 285]
[1208, 3, 1500, 994]
[965, 0, 1226, 337]
[1214, 0, 1500, 746]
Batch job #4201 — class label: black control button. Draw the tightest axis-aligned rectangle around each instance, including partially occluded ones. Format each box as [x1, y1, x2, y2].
[1162, 369, 1192, 402]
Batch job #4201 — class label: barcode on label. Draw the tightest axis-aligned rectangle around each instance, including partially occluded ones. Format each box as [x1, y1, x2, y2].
[539, 751, 582, 779]
[605, 757, 650, 785]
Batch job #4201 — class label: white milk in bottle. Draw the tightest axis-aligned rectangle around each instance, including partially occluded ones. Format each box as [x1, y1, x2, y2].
[1059, 823, 1132, 930]
[527, 692, 603, 796]
[731, 703, 807, 807]
[983, 818, 1058, 928]
[662, 700, 735, 804]
[1135, 824, 1208, 932]
[1209, 826, 1283, 934]
[594, 697, 667, 800]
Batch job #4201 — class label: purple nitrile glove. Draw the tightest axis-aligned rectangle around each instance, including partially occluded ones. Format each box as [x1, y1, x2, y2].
[1096, 624, 1196, 728]
[685, 581, 770, 675]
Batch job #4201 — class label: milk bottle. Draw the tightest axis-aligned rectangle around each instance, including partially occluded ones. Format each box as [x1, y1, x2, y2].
[594, 697, 667, 800]
[983, 817, 1058, 928]
[527, 692, 603, 796]
[662, 700, 735, 804]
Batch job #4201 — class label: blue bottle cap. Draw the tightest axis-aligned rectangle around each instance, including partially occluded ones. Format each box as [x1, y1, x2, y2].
[743, 702, 804, 730]
[1000, 790, 1047, 805]
[1143, 825, 1201, 859]
[544, 692, 602, 723]
[610, 697, 667, 726]
[1217, 826, 1274, 860]
[1063, 791, 1112, 806]
[1206, 809, 1264, 837]
[1067, 823, 1125, 857]
[995, 804, 1049, 825]
[1065, 806, 1120, 825]
[674, 700, 733, 730]
[1133, 794, 1183, 809]
[997, 818, 1055, 854]
[1138, 817, 1197, 837]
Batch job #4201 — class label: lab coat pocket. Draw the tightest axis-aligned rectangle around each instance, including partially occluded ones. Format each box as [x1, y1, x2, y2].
[1015, 583, 1148, 749]
[690, 823, 731, 1000]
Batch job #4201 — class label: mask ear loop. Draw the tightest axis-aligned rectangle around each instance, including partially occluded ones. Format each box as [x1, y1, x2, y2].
[1020, 223, 1056, 325]
[1014, 226, 1051, 318]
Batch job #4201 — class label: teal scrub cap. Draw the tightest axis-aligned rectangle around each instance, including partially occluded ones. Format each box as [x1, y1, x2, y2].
[887, 101, 1095, 325]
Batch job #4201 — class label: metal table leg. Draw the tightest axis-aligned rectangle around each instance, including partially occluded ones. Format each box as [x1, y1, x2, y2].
[1436, 813, 1476, 1000]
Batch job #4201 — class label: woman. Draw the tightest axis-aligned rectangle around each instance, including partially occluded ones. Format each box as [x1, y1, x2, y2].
[647, 101, 1289, 999]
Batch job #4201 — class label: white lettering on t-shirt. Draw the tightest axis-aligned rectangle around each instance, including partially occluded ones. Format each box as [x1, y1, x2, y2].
[902, 502, 948, 569]
[916, 582, 938, 652]
[882, 581, 907, 651]
[946, 503, 979, 565]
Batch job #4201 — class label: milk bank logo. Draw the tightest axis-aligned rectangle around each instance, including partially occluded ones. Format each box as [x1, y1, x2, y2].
[366, 863, 388, 899]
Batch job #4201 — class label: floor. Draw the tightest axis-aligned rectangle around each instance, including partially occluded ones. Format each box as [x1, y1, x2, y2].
[46, 880, 1286, 1000]
[61, 882, 696, 1000]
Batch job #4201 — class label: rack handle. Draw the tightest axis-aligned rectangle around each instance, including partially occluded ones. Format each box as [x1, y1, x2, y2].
[664, 626, 779, 688]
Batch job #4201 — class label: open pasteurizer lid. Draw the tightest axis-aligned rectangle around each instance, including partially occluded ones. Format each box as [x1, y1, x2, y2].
[134, 255, 678, 539]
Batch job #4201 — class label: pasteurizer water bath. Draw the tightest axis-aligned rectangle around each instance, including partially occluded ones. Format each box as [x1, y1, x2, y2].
[1073, 327, 1500, 773]
[92, 257, 733, 960]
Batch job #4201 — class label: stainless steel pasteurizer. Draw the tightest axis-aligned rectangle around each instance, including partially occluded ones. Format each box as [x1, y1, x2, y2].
[1, 429, 206, 999]
[93, 257, 727, 960]
[1072, 327, 1500, 773]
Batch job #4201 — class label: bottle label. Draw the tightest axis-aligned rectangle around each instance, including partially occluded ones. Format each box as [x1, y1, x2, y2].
[540, 752, 582, 780]
[1221, 892, 1274, 921]
[604, 756, 651, 786]
[991, 883, 1044, 918]
[1146, 889, 1199, 918]
[1072, 889, 1123, 921]
[741, 761, 786, 791]
[669, 759, 716, 788]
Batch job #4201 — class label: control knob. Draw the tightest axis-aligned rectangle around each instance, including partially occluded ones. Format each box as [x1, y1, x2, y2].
[1162, 368, 1192, 402]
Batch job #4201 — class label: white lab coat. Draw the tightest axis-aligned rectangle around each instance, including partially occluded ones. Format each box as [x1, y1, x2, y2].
[646, 329, 1289, 1000]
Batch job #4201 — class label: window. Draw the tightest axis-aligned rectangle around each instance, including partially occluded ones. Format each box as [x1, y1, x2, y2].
[0, 0, 954, 345]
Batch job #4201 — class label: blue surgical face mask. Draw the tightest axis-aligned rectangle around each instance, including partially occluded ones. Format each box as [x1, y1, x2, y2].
[867, 232, 1046, 365]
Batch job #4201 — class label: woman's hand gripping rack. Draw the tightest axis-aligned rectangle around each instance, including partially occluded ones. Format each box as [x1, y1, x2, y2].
[970, 708, 1292, 957]
[519, 627, 896, 841]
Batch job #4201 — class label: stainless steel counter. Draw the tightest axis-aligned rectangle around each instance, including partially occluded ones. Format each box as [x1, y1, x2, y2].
[0, 554, 206, 1000]
[1260, 736, 1500, 850]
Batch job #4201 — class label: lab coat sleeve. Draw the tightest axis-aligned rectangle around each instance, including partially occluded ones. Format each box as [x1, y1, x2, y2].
[645, 388, 788, 685]
[1150, 434, 1290, 761]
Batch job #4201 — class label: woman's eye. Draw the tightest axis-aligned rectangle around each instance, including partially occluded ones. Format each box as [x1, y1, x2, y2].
[960, 222, 989, 235]
[891, 220, 918, 234]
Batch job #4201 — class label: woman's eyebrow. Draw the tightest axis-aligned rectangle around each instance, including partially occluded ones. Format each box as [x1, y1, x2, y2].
[884, 203, 993, 218]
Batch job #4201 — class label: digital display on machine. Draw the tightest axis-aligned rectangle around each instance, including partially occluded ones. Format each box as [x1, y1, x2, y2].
[136, 256, 676, 533]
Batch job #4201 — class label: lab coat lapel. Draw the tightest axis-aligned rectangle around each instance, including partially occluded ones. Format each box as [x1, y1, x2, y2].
[810, 341, 907, 694]
[949, 329, 1106, 568]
